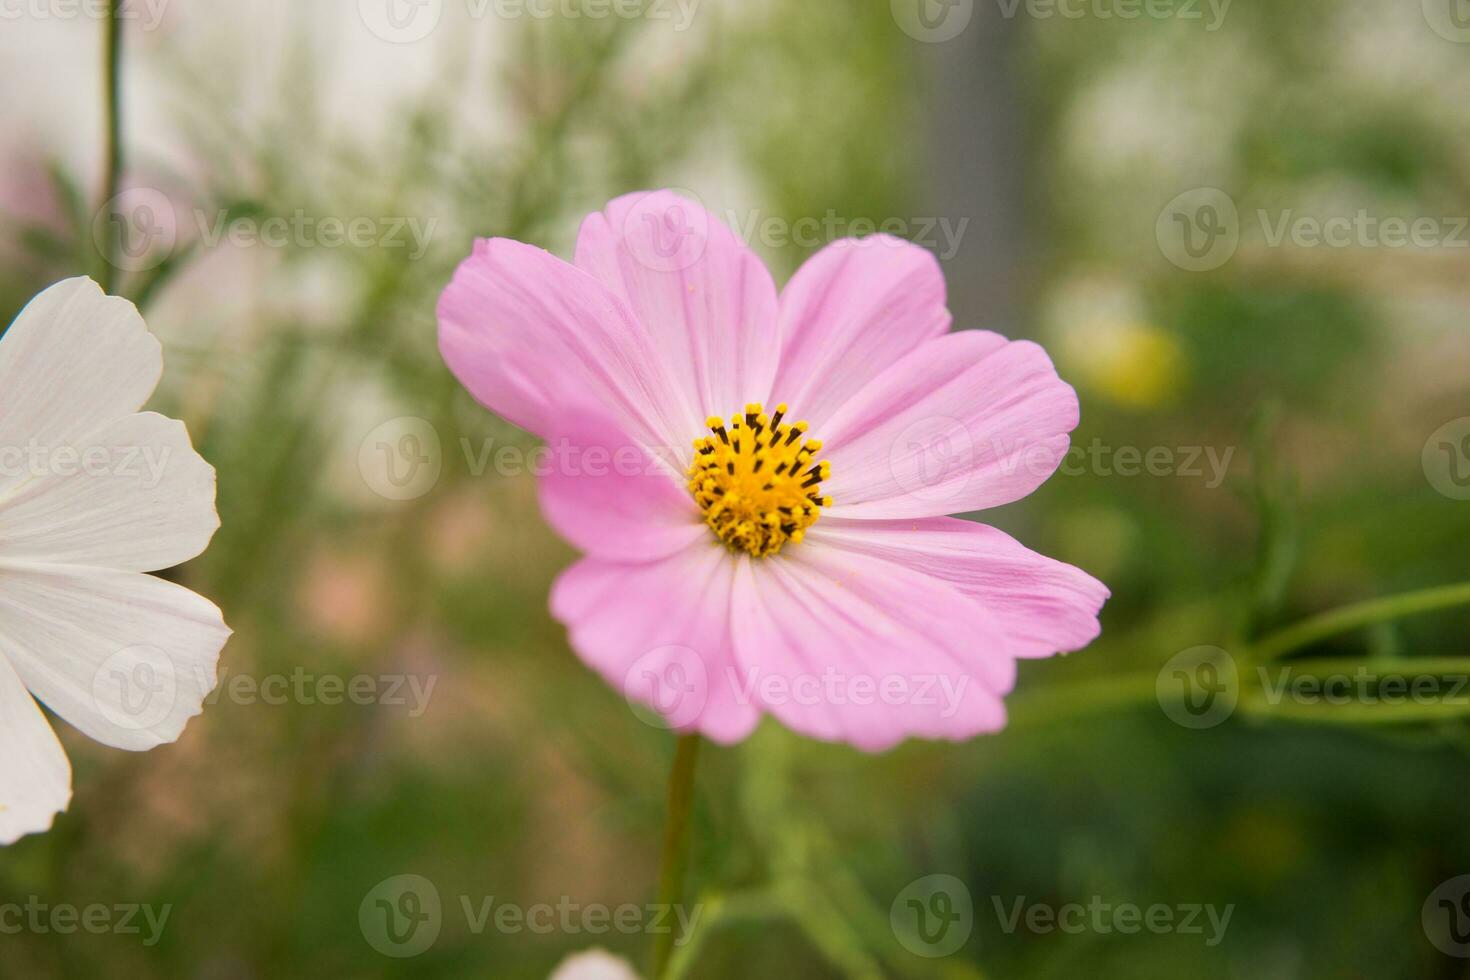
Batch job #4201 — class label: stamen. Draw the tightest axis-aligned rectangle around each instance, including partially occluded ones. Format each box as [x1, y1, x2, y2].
[686, 402, 831, 557]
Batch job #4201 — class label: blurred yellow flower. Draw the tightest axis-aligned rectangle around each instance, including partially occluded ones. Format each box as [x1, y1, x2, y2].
[1048, 276, 1189, 410]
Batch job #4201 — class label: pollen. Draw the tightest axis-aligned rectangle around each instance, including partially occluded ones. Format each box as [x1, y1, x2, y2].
[687, 402, 832, 557]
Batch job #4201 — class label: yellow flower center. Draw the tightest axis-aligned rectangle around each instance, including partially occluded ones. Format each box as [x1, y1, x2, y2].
[687, 402, 831, 557]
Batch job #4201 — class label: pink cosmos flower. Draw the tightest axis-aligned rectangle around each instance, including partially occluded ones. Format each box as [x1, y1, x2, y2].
[438, 191, 1107, 752]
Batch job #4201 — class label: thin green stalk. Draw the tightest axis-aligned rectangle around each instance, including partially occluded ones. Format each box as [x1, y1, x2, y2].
[99, 0, 125, 292]
[1254, 582, 1470, 660]
[651, 735, 701, 980]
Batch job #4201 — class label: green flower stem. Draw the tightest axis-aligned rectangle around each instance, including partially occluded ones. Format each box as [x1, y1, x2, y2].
[651, 734, 701, 980]
[1253, 582, 1470, 661]
[99, 0, 125, 292]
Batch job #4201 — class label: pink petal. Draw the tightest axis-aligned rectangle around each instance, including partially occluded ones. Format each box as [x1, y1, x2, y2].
[437, 238, 696, 450]
[730, 540, 1014, 752]
[537, 409, 707, 563]
[575, 191, 781, 423]
[550, 542, 761, 745]
[770, 235, 951, 433]
[819, 330, 1079, 520]
[810, 517, 1108, 659]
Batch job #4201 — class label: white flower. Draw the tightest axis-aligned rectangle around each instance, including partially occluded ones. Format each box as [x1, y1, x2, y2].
[548, 949, 642, 980]
[0, 277, 229, 845]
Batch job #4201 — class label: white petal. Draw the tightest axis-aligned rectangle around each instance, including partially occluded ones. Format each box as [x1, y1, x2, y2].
[0, 566, 229, 751]
[0, 278, 162, 501]
[0, 412, 219, 572]
[549, 949, 642, 980]
[0, 652, 72, 846]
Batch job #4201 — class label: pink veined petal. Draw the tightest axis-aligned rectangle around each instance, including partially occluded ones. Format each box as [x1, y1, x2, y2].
[575, 190, 781, 422]
[550, 542, 761, 745]
[0, 652, 71, 846]
[537, 409, 707, 563]
[770, 235, 952, 433]
[729, 539, 1015, 753]
[810, 517, 1109, 660]
[819, 330, 1079, 520]
[437, 237, 696, 452]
